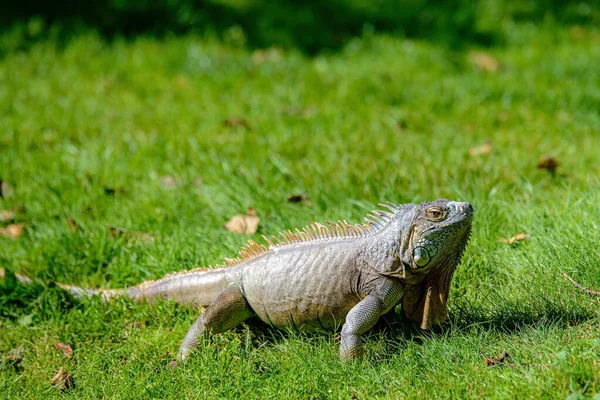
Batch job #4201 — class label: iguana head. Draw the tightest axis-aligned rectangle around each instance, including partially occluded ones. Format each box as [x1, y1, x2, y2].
[399, 199, 473, 329]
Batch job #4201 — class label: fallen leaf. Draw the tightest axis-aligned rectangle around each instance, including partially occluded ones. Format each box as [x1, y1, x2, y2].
[396, 119, 408, 132]
[569, 25, 587, 40]
[173, 74, 189, 89]
[51, 367, 74, 391]
[287, 194, 312, 206]
[498, 233, 528, 245]
[0, 179, 14, 199]
[2, 345, 24, 371]
[252, 47, 283, 64]
[287, 194, 306, 203]
[224, 214, 260, 235]
[0, 209, 15, 222]
[53, 343, 73, 358]
[103, 186, 126, 196]
[168, 360, 179, 370]
[0, 268, 4, 279]
[281, 106, 317, 118]
[17, 314, 33, 326]
[497, 350, 511, 362]
[537, 155, 559, 176]
[469, 51, 500, 72]
[485, 350, 514, 367]
[125, 321, 147, 329]
[469, 143, 493, 156]
[108, 227, 154, 243]
[0, 224, 24, 238]
[246, 207, 258, 216]
[160, 176, 178, 189]
[223, 117, 251, 130]
[67, 218, 77, 233]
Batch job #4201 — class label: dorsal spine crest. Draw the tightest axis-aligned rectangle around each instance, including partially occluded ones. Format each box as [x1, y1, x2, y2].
[158, 203, 402, 282]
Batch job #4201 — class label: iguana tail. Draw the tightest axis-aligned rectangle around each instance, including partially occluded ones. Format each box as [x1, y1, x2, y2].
[1, 267, 236, 307]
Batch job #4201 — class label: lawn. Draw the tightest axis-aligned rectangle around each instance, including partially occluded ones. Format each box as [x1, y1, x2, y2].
[1, 15, 600, 399]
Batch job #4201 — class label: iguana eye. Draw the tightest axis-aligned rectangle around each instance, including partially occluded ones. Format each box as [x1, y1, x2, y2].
[426, 207, 445, 221]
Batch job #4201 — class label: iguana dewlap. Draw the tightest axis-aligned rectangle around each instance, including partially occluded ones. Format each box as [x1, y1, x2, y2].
[45, 199, 474, 360]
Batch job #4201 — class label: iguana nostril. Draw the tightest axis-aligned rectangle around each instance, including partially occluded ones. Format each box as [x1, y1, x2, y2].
[461, 203, 474, 214]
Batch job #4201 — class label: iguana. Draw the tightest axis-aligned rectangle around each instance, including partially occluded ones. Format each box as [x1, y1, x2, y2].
[6, 199, 473, 361]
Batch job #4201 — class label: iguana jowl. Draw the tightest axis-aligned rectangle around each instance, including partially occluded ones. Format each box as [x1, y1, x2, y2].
[50, 199, 474, 360]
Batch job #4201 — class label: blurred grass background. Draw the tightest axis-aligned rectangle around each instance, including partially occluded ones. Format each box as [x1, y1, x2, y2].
[3, 0, 599, 54]
[1, 1, 600, 398]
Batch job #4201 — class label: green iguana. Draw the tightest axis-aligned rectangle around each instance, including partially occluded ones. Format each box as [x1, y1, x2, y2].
[7, 199, 473, 361]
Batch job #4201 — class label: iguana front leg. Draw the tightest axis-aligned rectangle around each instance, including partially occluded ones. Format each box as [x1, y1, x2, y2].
[177, 284, 254, 362]
[340, 283, 404, 359]
[340, 296, 386, 359]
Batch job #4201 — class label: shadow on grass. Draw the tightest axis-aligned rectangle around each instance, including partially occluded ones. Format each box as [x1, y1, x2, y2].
[2, 0, 597, 56]
[225, 296, 599, 361]
[0, 272, 79, 321]
[3, 270, 597, 362]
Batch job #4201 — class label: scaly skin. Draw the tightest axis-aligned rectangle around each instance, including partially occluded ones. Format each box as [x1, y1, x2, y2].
[11, 199, 473, 361]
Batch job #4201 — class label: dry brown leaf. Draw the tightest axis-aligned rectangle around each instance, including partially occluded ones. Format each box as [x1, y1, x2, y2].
[246, 207, 257, 217]
[173, 75, 189, 89]
[0, 179, 14, 199]
[287, 194, 307, 203]
[569, 25, 587, 40]
[469, 51, 500, 72]
[108, 227, 154, 243]
[0, 209, 15, 223]
[287, 194, 312, 206]
[281, 106, 317, 118]
[104, 186, 126, 196]
[0, 268, 4, 279]
[485, 350, 514, 367]
[160, 176, 179, 189]
[0, 224, 24, 238]
[125, 321, 147, 329]
[51, 367, 74, 391]
[252, 47, 283, 64]
[224, 214, 260, 235]
[537, 155, 559, 175]
[53, 343, 73, 358]
[396, 119, 408, 132]
[223, 117, 251, 130]
[4, 345, 24, 371]
[498, 233, 528, 244]
[469, 143, 493, 156]
[67, 218, 77, 233]
[6, 345, 24, 363]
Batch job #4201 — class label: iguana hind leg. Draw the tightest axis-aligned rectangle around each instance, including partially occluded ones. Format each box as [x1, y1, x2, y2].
[177, 284, 254, 362]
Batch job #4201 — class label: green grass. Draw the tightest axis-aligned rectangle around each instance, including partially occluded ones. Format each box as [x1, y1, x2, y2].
[1, 19, 600, 399]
